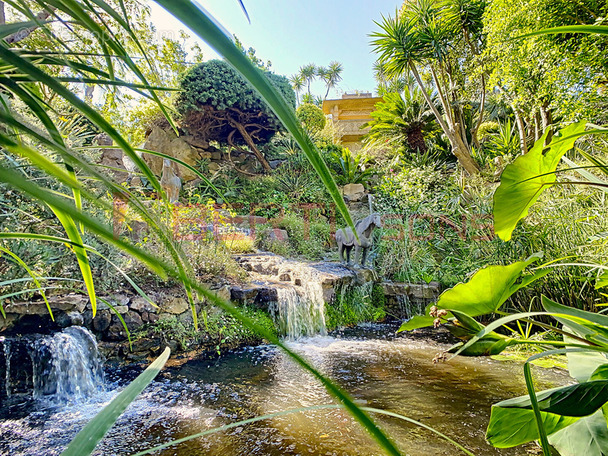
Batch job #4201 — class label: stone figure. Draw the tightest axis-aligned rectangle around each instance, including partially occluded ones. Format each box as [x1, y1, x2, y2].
[160, 158, 181, 203]
[335, 213, 382, 267]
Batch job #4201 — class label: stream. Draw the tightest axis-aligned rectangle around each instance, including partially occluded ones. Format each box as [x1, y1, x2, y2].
[0, 323, 570, 456]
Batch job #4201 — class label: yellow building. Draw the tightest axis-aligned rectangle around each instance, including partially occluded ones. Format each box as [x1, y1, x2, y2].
[322, 92, 383, 152]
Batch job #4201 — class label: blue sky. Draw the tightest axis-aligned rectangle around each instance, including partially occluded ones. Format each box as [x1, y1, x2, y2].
[149, 0, 401, 98]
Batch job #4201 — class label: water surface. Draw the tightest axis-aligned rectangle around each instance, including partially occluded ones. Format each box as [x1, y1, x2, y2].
[0, 324, 570, 455]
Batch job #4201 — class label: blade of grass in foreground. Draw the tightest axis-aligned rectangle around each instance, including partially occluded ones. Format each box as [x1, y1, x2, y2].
[60, 347, 170, 456]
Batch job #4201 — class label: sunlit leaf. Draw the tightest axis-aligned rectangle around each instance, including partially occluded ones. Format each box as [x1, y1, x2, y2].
[493, 121, 587, 241]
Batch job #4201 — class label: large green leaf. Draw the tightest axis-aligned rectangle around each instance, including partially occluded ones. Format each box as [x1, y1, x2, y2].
[60, 347, 170, 456]
[542, 296, 608, 348]
[497, 381, 608, 417]
[400, 253, 545, 331]
[548, 410, 608, 456]
[486, 406, 578, 448]
[493, 121, 587, 241]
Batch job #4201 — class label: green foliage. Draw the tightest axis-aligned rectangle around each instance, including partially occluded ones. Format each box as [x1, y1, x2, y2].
[401, 253, 547, 331]
[296, 102, 326, 133]
[483, 0, 608, 126]
[483, 119, 520, 158]
[364, 87, 438, 155]
[493, 121, 586, 241]
[176, 59, 295, 145]
[332, 147, 376, 185]
[326, 283, 386, 330]
[274, 212, 331, 260]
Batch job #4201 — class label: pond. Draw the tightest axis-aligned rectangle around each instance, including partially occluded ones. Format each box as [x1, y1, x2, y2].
[0, 324, 570, 455]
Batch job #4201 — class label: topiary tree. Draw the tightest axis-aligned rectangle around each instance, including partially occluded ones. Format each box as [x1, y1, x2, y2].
[296, 103, 326, 133]
[176, 59, 296, 172]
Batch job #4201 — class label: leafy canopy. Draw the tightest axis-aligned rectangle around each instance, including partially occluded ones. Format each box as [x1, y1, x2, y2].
[176, 59, 295, 144]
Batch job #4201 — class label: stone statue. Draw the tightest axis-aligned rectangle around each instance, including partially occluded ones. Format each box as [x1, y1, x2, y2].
[160, 158, 181, 203]
[335, 213, 382, 267]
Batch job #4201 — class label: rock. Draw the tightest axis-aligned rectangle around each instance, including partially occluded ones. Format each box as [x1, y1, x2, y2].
[162, 297, 189, 315]
[56, 311, 84, 328]
[211, 151, 222, 160]
[105, 317, 129, 341]
[142, 312, 159, 324]
[213, 286, 231, 302]
[269, 159, 285, 169]
[267, 228, 289, 243]
[342, 183, 366, 202]
[130, 296, 157, 313]
[381, 282, 411, 296]
[123, 311, 143, 331]
[231, 286, 259, 303]
[279, 273, 291, 282]
[4, 294, 88, 315]
[208, 162, 220, 173]
[142, 127, 201, 181]
[99, 145, 128, 182]
[93, 310, 112, 333]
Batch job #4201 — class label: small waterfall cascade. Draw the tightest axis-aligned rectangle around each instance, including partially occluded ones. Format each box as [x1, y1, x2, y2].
[274, 284, 326, 339]
[393, 293, 424, 319]
[0, 326, 104, 404]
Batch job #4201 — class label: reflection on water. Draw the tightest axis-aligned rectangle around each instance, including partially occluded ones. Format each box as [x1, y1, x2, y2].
[0, 324, 570, 455]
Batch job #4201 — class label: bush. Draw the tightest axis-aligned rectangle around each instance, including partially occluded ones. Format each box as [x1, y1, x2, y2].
[296, 103, 326, 133]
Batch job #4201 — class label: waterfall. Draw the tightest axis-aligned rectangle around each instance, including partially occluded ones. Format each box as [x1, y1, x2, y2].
[0, 326, 104, 404]
[274, 283, 327, 339]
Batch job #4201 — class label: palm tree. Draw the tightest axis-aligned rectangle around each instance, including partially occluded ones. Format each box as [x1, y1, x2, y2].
[364, 86, 438, 154]
[299, 63, 317, 97]
[370, 2, 481, 175]
[319, 61, 343, 100]
[289, 73, 305, 106]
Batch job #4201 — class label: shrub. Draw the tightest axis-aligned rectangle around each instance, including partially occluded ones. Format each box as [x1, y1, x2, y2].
[296, 103, 326, 133]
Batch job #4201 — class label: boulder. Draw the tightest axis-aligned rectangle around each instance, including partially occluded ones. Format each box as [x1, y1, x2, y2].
[267, 228, 289, 243]
[142, 127, 201, 181]
[342, 183, 366, 202]
[161, 297, 189, 315]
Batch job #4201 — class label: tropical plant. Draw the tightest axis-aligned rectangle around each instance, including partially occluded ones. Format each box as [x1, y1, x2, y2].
[317, 60, 343, 100]
[289, 72, 305, 106]
[299, 62, 317, 97]
[176, 59, 295, 172]
[370, 0, 487, 175]
[0, 2, 429, 456]
[400, 120, 608, 455]
[483, 119, 520, 158]
[364, 86, 438, 154]
[332, 147, 376, 185]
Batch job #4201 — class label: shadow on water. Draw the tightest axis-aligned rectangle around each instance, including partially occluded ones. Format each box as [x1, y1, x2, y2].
[0, 323, 571, 456]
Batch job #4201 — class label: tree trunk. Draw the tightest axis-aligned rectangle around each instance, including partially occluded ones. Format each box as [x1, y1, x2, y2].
[471, 74, 486, 149]
[233, 122, 272, 172]
[0, 2, 5, 25]
[540, 102, 553, 145]
[409, 62, 479, 174]
[450, 128, 480, 175]
[534, 111, 541, 141]
[514, 109, 528, 154]
[6, 7, 55, 44]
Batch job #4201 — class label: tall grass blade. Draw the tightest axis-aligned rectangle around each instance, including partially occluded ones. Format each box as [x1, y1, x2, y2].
[0, 246, 54, 320]
[60, 347, 170, 456]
